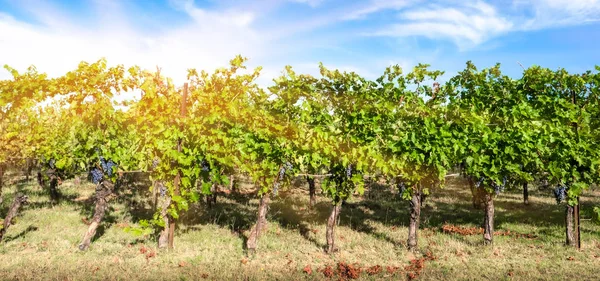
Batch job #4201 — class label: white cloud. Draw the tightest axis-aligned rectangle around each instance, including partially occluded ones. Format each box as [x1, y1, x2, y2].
[0, 0, 270, 88]
[343, 0, 417, 20]
[517, 0, 600, 29]
[366, 1, 513, 49]
[287, 0, 325, 8]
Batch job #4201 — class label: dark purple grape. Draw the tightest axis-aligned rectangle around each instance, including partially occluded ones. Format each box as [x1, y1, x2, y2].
[159, 183, 167, 197]
[278, 166, 286, 180]
[397, 182, 406, 194]
[201, 159, 210, 172]
[99, 156, 108, 172]
[90, 167, 103, 184]
[475, 177, 484, 188]
[553, 185, 567, 204]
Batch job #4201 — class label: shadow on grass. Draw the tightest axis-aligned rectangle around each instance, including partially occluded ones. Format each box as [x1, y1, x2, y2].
[10, 170, 597, 251]
[3, 225, 39, 242]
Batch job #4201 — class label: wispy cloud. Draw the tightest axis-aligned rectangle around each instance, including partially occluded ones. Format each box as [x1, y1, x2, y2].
[343, 0, 417, 20]
[0, 0, 271, 86]
[364, 1, 513, 49]
[516, 0, 600, 29]
[287, 0, 325, 8]
[1, 0, 599, 86]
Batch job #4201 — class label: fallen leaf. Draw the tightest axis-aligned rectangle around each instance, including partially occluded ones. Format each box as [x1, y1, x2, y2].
[145, 251, 156, 260]
[303, 265, 312, 275]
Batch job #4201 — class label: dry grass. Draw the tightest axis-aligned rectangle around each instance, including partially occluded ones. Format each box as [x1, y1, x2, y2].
[1, 171, 600, 280]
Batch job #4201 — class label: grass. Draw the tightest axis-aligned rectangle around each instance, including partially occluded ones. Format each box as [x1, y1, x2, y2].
[0, 171, 599, 280]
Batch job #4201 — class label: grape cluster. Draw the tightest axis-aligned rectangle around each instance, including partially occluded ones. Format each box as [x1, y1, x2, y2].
[200, 159, 210, 172]
[90, 167, 103, 184]
[346, 164, 353, 178]
[48, 159, 56, 169]
[273, 182, 280, 196]
[152, 158, 160, 170]
[397, 182, 407, 194]
[159, 183, 167, 197]
[278, 161, 293, 181]
[491, 182, 505, 194]
[475, 177, 485, 188]
[278, 167, 286, 180]
[553, 185, 567, 204]
[99, 157, 117, 177]
[490, 176, 507, 194]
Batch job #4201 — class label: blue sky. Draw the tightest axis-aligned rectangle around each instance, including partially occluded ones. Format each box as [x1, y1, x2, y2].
[1, 0, 599, 86]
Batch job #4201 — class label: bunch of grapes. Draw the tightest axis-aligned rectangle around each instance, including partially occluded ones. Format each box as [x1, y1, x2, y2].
[553, 185, 567, 204]
[277, 161, 293, 181]
[90, 167, 103, 184]
[346, 164, 353, 178]
[106, 160, 116, 177]
[475, 177, 485, 188]
[491, 182, 505, 194]
[159, 183, 167, 197]
[491, 176, 507, 194]
[278, 167, 286, 181]
[397, 182, 407, 194]
[152, 158, 160, 170]
[200, 159, 210, 172]
[48, 159, 56, 169]
[273, 182, 280, 196]
[99, 157, 117, 177]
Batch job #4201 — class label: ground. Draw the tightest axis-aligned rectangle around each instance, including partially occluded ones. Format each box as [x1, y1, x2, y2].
[0, 171, 599, 280]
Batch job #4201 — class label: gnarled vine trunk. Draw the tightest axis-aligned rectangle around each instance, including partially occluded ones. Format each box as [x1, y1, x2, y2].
[229, 174, 236, 193]
[157, 193, 172, 249]
[49, 174, 60, 203]
[0, 164, 4, 206]
[78, 181, 113, 250]
[207, 184, 217, 209]
[246, 193, 270, 253]
[25, 158, 33, 181]
[523, 182, 529, 205]
[483, 192, 494, 245]
[565, 205, 575, 246]
[407, 189, 423, 250]
[37, 170, 44, 188]
[326, 202, 342, 253]
[469, 178, 486, 209]
[0, 194, 28, 242]
[307, 176, 316, 207]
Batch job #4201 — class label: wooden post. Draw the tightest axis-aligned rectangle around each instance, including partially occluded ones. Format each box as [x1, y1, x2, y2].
[167, 82, 188, 250]
[575, 198, 581, 248]
[571, 90, 581, 249]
